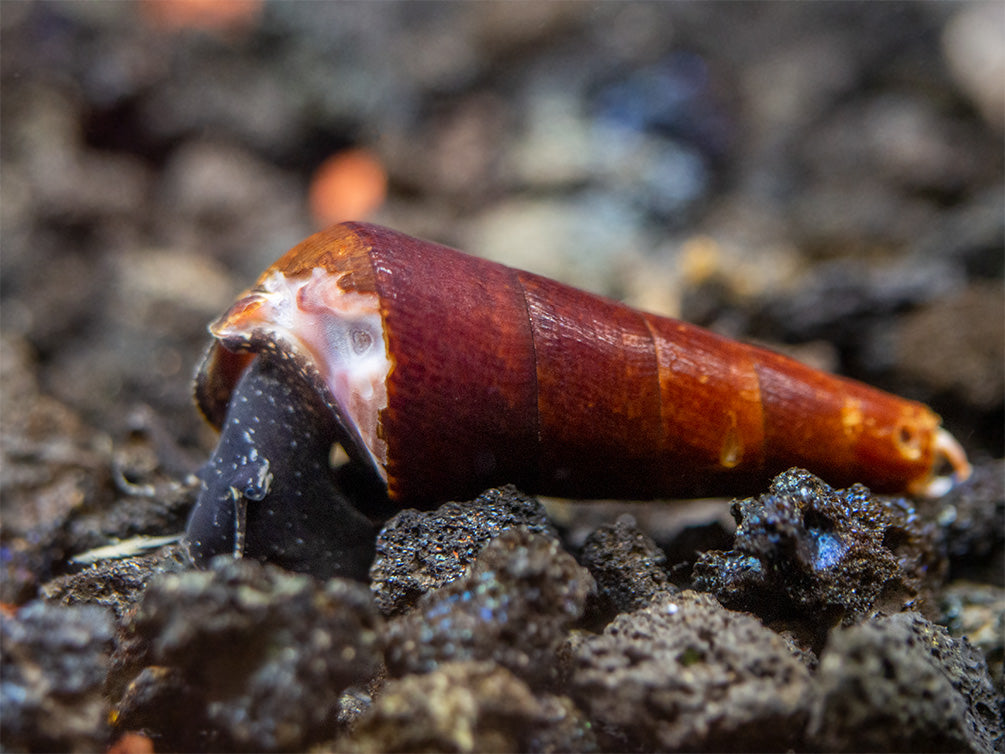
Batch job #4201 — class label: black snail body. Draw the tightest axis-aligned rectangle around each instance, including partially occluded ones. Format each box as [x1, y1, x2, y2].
[187, 355, 375, 579]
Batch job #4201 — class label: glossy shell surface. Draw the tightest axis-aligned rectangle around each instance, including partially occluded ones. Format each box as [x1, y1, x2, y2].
[196, 222, 969, 505]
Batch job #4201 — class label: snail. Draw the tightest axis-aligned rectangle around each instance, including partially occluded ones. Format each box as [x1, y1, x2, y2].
[186, 222, 971, 576]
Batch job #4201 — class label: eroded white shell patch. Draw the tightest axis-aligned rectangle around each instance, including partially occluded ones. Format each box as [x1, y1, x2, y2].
[213, 268, 391, 481]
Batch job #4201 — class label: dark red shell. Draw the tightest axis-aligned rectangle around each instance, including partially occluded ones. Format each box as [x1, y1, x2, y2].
[197, 222, 969, 505]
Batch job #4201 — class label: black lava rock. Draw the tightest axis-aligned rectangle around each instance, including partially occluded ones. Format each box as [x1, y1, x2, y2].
[339, 661, 597, 753]
[579, 516, 678, 620]
[940, 581, 1005, 700]
[808, 611, 1003, 753]
[0, 601, 115, 753]
[382, 527, 594, 689]
[370, 485, 559, 616]
[929, 459, 1005, 585]
[692, 468, 944, 635]
[42, 544, 189, 619]
[567, 590, 813, 752]
[107, 557, 382, 752]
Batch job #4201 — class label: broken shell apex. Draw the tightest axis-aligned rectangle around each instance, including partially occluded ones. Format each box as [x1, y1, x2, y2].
[196, 222, 969, 507]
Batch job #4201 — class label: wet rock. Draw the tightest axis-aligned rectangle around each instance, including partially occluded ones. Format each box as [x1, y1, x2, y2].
[370, 486, 559, 616]
[929, 460, 1005, 585]
[567, 590, 812, 752]
[754, 255, 957, 350]
[692, 468, 944, 636]
[546, 496, 734, 561]
[396, 93, 511, 207]
[0, 336, 196, 606]
[335, 684, 376, 730]
[107, 558, 382, 752]
[579, 515, 677, 619]
[139, 52, 299, 156]
[893, 283, 1005, 411]
[0, 335, 115, 603]
[382, 528, 594, 689]
[43, 242, 242, 438]
[802, 92, 989, 197]
[808, 611, 1003, 754]
[908, 187, 1004, 280]
[42, 544, 189, 619]
[941, 581, 1005, 699]
[2, 80, 153, 225]
[507, 87, 594, 190]
[114, 665, 207, 747]
[662, 517, 735, 586]
[339, 661, 597, 754]
[0, 601, 115, 753]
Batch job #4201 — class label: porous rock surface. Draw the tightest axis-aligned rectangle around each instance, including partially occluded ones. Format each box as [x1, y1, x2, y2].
[338, 661, 597, 753]
[0, 336, 194, 607]
[0, 601, 115, 753]
[8, 476, 1003, 753]
[107, 557, 382, 752]
[928, 459, 1005, 584]
[808, 611, 1003, 753]
[42, 544, 189, 619]
[940, 581, 1005, 698]
[692, 468, 944, 632]
[579, 516, 678, 619]
[567, 590, 813, 752]
[370, 485, 560, 616]
[382, 527, 594, 688]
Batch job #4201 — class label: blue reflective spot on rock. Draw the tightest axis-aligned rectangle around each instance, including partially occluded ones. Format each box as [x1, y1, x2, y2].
[813, 531, 846, 570]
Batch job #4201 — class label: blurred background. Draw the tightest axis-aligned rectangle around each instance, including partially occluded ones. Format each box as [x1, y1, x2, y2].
[2, 1, 1002, 504]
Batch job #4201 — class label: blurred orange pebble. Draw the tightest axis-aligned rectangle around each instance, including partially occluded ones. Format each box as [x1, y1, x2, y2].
[140, 0, 263, 36]
[309, 148, 388, 227]
[107, 732, 155, 754]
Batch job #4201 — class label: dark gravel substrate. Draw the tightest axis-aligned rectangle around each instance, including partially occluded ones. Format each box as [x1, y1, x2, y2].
[2, 3, 1002, 752]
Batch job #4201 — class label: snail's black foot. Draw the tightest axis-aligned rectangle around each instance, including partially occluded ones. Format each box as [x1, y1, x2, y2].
[185, 356, 376, 580]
